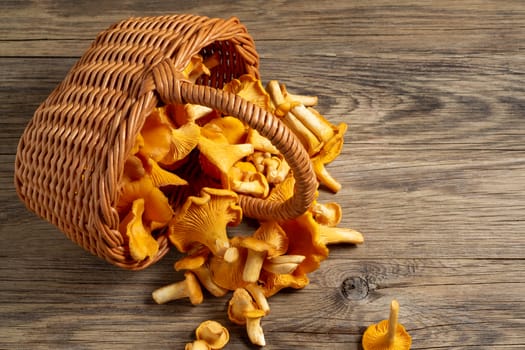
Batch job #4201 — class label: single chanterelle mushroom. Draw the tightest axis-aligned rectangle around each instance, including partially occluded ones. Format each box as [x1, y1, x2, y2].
[362, 300, 412, 350]
[185, 340, 211, 350]
[168, 187, 242, 258]
[310, 201, 342, 227]
[223, 74, 273, 111]
[198, 136, 254, 178]
[195, 320, 229, 349]
[118, 198, 159, 261]
[152, 271, 203, 305]
[228, 288, 266, 346]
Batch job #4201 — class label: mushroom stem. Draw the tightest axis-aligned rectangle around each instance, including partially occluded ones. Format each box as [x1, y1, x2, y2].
[246, 316, 266, 346]
[192, 266, 229, 297]
[318, 226, 364, 245]
[152, 271, 203, 305]
[387, 300, 400, 344]
[243, 249, 266, 283]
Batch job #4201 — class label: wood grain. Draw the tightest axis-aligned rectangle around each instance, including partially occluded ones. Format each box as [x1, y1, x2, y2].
[1, 0, 524, 349]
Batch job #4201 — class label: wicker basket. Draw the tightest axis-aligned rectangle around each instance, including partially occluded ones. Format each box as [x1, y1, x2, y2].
[14, 14, 317, 270]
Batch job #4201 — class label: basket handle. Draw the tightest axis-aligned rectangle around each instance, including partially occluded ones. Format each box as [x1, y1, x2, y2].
[145, 59, 318, 221]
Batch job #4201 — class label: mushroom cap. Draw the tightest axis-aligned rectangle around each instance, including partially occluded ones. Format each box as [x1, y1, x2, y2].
[266, 174, 296, 203]
[195, 320, 229, 350]
[246, 128, 279, 154]
[253, 221, 289, 257]
[310, 201, 342, 227]
[174, 254, 207, 271]
[362, 320, 412, 350]
[318, 122, 347, 164]
[227, 288, 259, 325]
[279, 211, 329, 275]
[198, 136, 254, 177]
[185, 340, 211, 350]
[259, 270, 310, 298]
[145, 157, 188, 188]
[168, 187, 242, 256]
[239, 236, 274, 253]
[118, 198, 159, 261]
[223, 74, 273, 111]
[117, 176, 174, 227]
[202, 116, 247, 145]
[138, 108, 175, 162]
[362, 300, 412, 350]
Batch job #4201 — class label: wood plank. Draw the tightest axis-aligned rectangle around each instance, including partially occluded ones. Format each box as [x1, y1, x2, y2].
[1, 0, 524, 348]
[1, 257, 523, 348]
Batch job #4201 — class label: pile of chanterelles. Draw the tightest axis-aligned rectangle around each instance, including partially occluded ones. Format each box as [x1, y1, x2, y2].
[117, 54, 363, 347]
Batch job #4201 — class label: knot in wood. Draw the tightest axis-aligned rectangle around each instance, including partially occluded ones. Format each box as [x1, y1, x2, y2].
[340, 277, 369, 300]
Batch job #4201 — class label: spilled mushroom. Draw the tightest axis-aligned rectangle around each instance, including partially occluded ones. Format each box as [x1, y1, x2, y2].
[152, 271, 203, 305]
[362, 300, 412, 350]
[228, 288, 267, 346]
[195, 320, 230, 350]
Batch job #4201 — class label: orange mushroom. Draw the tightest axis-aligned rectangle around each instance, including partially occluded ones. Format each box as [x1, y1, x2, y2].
[195, 320, 230, 350]
[259, 270, 310, 298]
[245, 283, 270, 315]
[174, 249, 229, 298]
[239, 221, 289, 283]
[202, 116, 247, 145]
[197, 136, 254, 178]
[362, 300, 412, 350]
[168, 187, 242, 258]
[262, 154, 291, 184]
[223, 74, 273, 111]
[228, 288, 266, 346]
[185, 340, 211, 350]
[279, 211, 329, 276]
[144, 157, 188, 188]
[152, 271, 203, 305]
[246, 128, 279, 154]
[228, 162, 270, 198]
[310, 201, 342, 227]
[209, 237, 248, 291]
[266, 80, 322, 155]
[118, 198, 159, 261]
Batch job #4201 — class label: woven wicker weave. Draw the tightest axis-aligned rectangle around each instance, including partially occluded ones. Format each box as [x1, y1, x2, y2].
[14, 14, 318, 270]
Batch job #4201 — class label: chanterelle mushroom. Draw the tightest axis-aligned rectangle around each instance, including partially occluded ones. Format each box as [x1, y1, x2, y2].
[279, 211, 329, 276]
[168, 187, 242, 257]
[310, 201, 342, 227]
[185, 340, 211, 350]
[152, 271, 203, 305]
[362, 300, 412, 350]
[195, 320, 229, 350]
[223, 74, 273, 111]
[228, 288, 266, 346]
[198, 136, 254, 178]
[118, 198, 159, 261]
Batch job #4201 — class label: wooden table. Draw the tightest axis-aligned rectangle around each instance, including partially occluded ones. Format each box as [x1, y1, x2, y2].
[1, 1, 524, 349]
